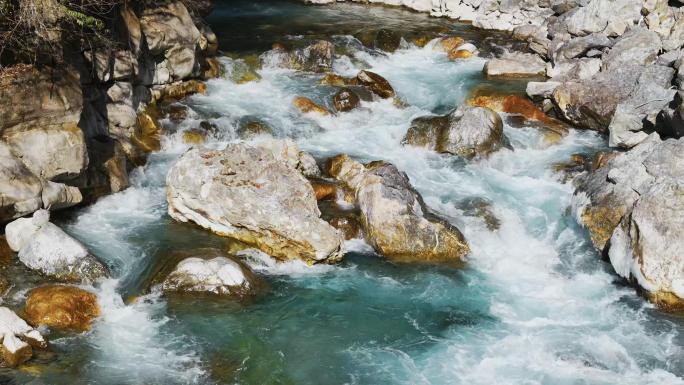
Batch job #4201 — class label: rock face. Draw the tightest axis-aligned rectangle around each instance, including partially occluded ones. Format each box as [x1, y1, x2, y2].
[24, 285, 100, 332]
[328, 155, 469, 263]
[162, 255, 259, 298]
[0, 2, 218, 222]
[5, 210, 107, 283]
[403, 106, 507, 158]
[0, 307, 46, 367]
[574, 134, 684, 309]
[166, 140, 343, 264]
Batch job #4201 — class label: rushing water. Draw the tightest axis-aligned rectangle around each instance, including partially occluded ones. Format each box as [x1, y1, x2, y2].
[7, 1, 684, 384]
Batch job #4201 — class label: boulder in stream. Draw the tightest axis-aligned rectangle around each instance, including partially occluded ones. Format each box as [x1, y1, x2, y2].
[5, 210, 108, 283]
[166, 140, 343, 264]
[332, 88, 361, 112]
[24, 285, 100, 332]
[353, 70, 395, 99]
[327, 155, 469, 264]
[162, 255, 259, 298]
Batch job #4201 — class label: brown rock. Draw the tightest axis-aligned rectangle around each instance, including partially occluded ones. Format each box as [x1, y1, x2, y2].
[202, 57, 222, 80]
[24, 285, 100, 332]
[0, 236, 13, 265]
[237, 120, 273, 139]
[157, 80, 207, 101]
[293, 96, 330, 115]
[310, 179, 338, 201]
[320, 73, 348, 87]
[134, 104, 162, 155]
[166, 104, 188, 123]
[182, 129, 207, 144]
[333, 88, 360, 112]
[328, 217, 361, 240]
[439, 36, 465, 52]
[355, 70, 395, 99]
[448, 49, 473, 60]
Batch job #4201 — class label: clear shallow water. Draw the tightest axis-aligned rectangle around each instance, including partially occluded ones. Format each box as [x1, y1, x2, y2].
[9, 1, 684, 384]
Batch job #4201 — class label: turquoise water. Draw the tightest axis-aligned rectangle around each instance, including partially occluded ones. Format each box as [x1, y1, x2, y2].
[8, 1, 684, 384]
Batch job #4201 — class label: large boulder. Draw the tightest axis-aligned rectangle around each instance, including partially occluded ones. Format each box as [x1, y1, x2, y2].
[403, 106, 507, 158]
[5, 210, 108, 282]
[0, 307, 46, 367]
[162, 254, 259, 298]
[560, 0, 642, 37]
[327, 155, 469, 264]
[24, 285, 100, 332]
[600, 27, 661, 72]
[575, 134, 684, 309]
[166, 140, 343, 264]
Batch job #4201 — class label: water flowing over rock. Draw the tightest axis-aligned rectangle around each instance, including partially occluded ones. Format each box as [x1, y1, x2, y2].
[333, 88, 361, 112]
[24, 285, 100, 332]
[575, 134, 684, 309]
[0, 307, 46, 367]
[327, 155, 469, 264]
[5, 210, 108, 283]
[260, 40, 334, 72]
[162, 255, 259, 298]
[166, 141, 343, 264]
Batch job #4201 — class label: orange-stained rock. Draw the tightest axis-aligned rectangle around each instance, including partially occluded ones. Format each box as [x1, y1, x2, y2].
[134, 104, 162, 155]
[320, 73, 348, 86]
[310, 180, 338, 201]
[292, 96, 330, 115]
[24, 285, 100, 332]
[448, 49, 473, 60]
[438, 36, 465, 52]
[182, 129, 207, 145]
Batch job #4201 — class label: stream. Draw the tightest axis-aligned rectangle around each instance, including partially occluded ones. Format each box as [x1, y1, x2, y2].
[7, 1, 684, 384]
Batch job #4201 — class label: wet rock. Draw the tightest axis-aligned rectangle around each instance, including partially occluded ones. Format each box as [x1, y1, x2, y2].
[327, 216, 361, 240]
[448, 49, 474, 60]
[468, 92, 566, 130]
[484, 52, 546, 77]
[553, 153, 588, 182]
[154, 80, 207, 102]
[261, 40, 334, 73]
[182, 129, 207, 145]
[354, 70, 395, 99]
[333, 88, 361, 112]
[328, 155, 469, 264]
[437, 36, 465, 52]
[5, 210, 108, 283]
[237, 120, 273, 139]
[166, 140, 343, 264]
[374, 29, 402, 53]
[133, 104, 162, 155]
[0, 307, 46, 367]
[162, 255, 258, 298]
[310, 179, 339, 201]
[24, 285, 100, 332]
[222, 57, 261, 84]
[166, 104, 189, 123]
[293, 96, 330, 115]
[457, 198, 500, 231]
[319, 73, 348, 86]
[402, 115, 449, 151]
[441, 106, 506, 158]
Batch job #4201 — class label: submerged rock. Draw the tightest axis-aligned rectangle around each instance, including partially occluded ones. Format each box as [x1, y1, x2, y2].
[403, 106, 507, 158]
[0, 307, 46, 367]
[575, 134, 684, 309]
[5, 210, 108, 283]
[260, 40, 334, 73]
[328, 155, 469, 263]
[354, 70, 395, 99]
[293, 96, 330, 115]
[332, 88, 361, 112]
[236, 119, 274, 139]
[166, 140, 343, 264]
[24, 285, 100, 332]
[162, 255, 258, 298]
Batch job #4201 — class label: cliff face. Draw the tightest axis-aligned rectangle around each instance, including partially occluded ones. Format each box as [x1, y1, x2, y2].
[0, 1, 218, 223]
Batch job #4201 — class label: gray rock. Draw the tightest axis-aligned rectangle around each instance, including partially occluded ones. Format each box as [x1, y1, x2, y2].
[328, 155, 469, 264]
[562, 0, 642, 37]
[166, 140, 342, 264]
[484, 52, 546, 77]
[260, 40, 334, 73]
[441, 107, 507, 158]
[402, 115, 449, 151]
[162, 254, 258, 298]
[608, 104, 649, 148]
[601, 27, 661, 72]
[552, 33, 612, 62]
[526, 81, 561, 100]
